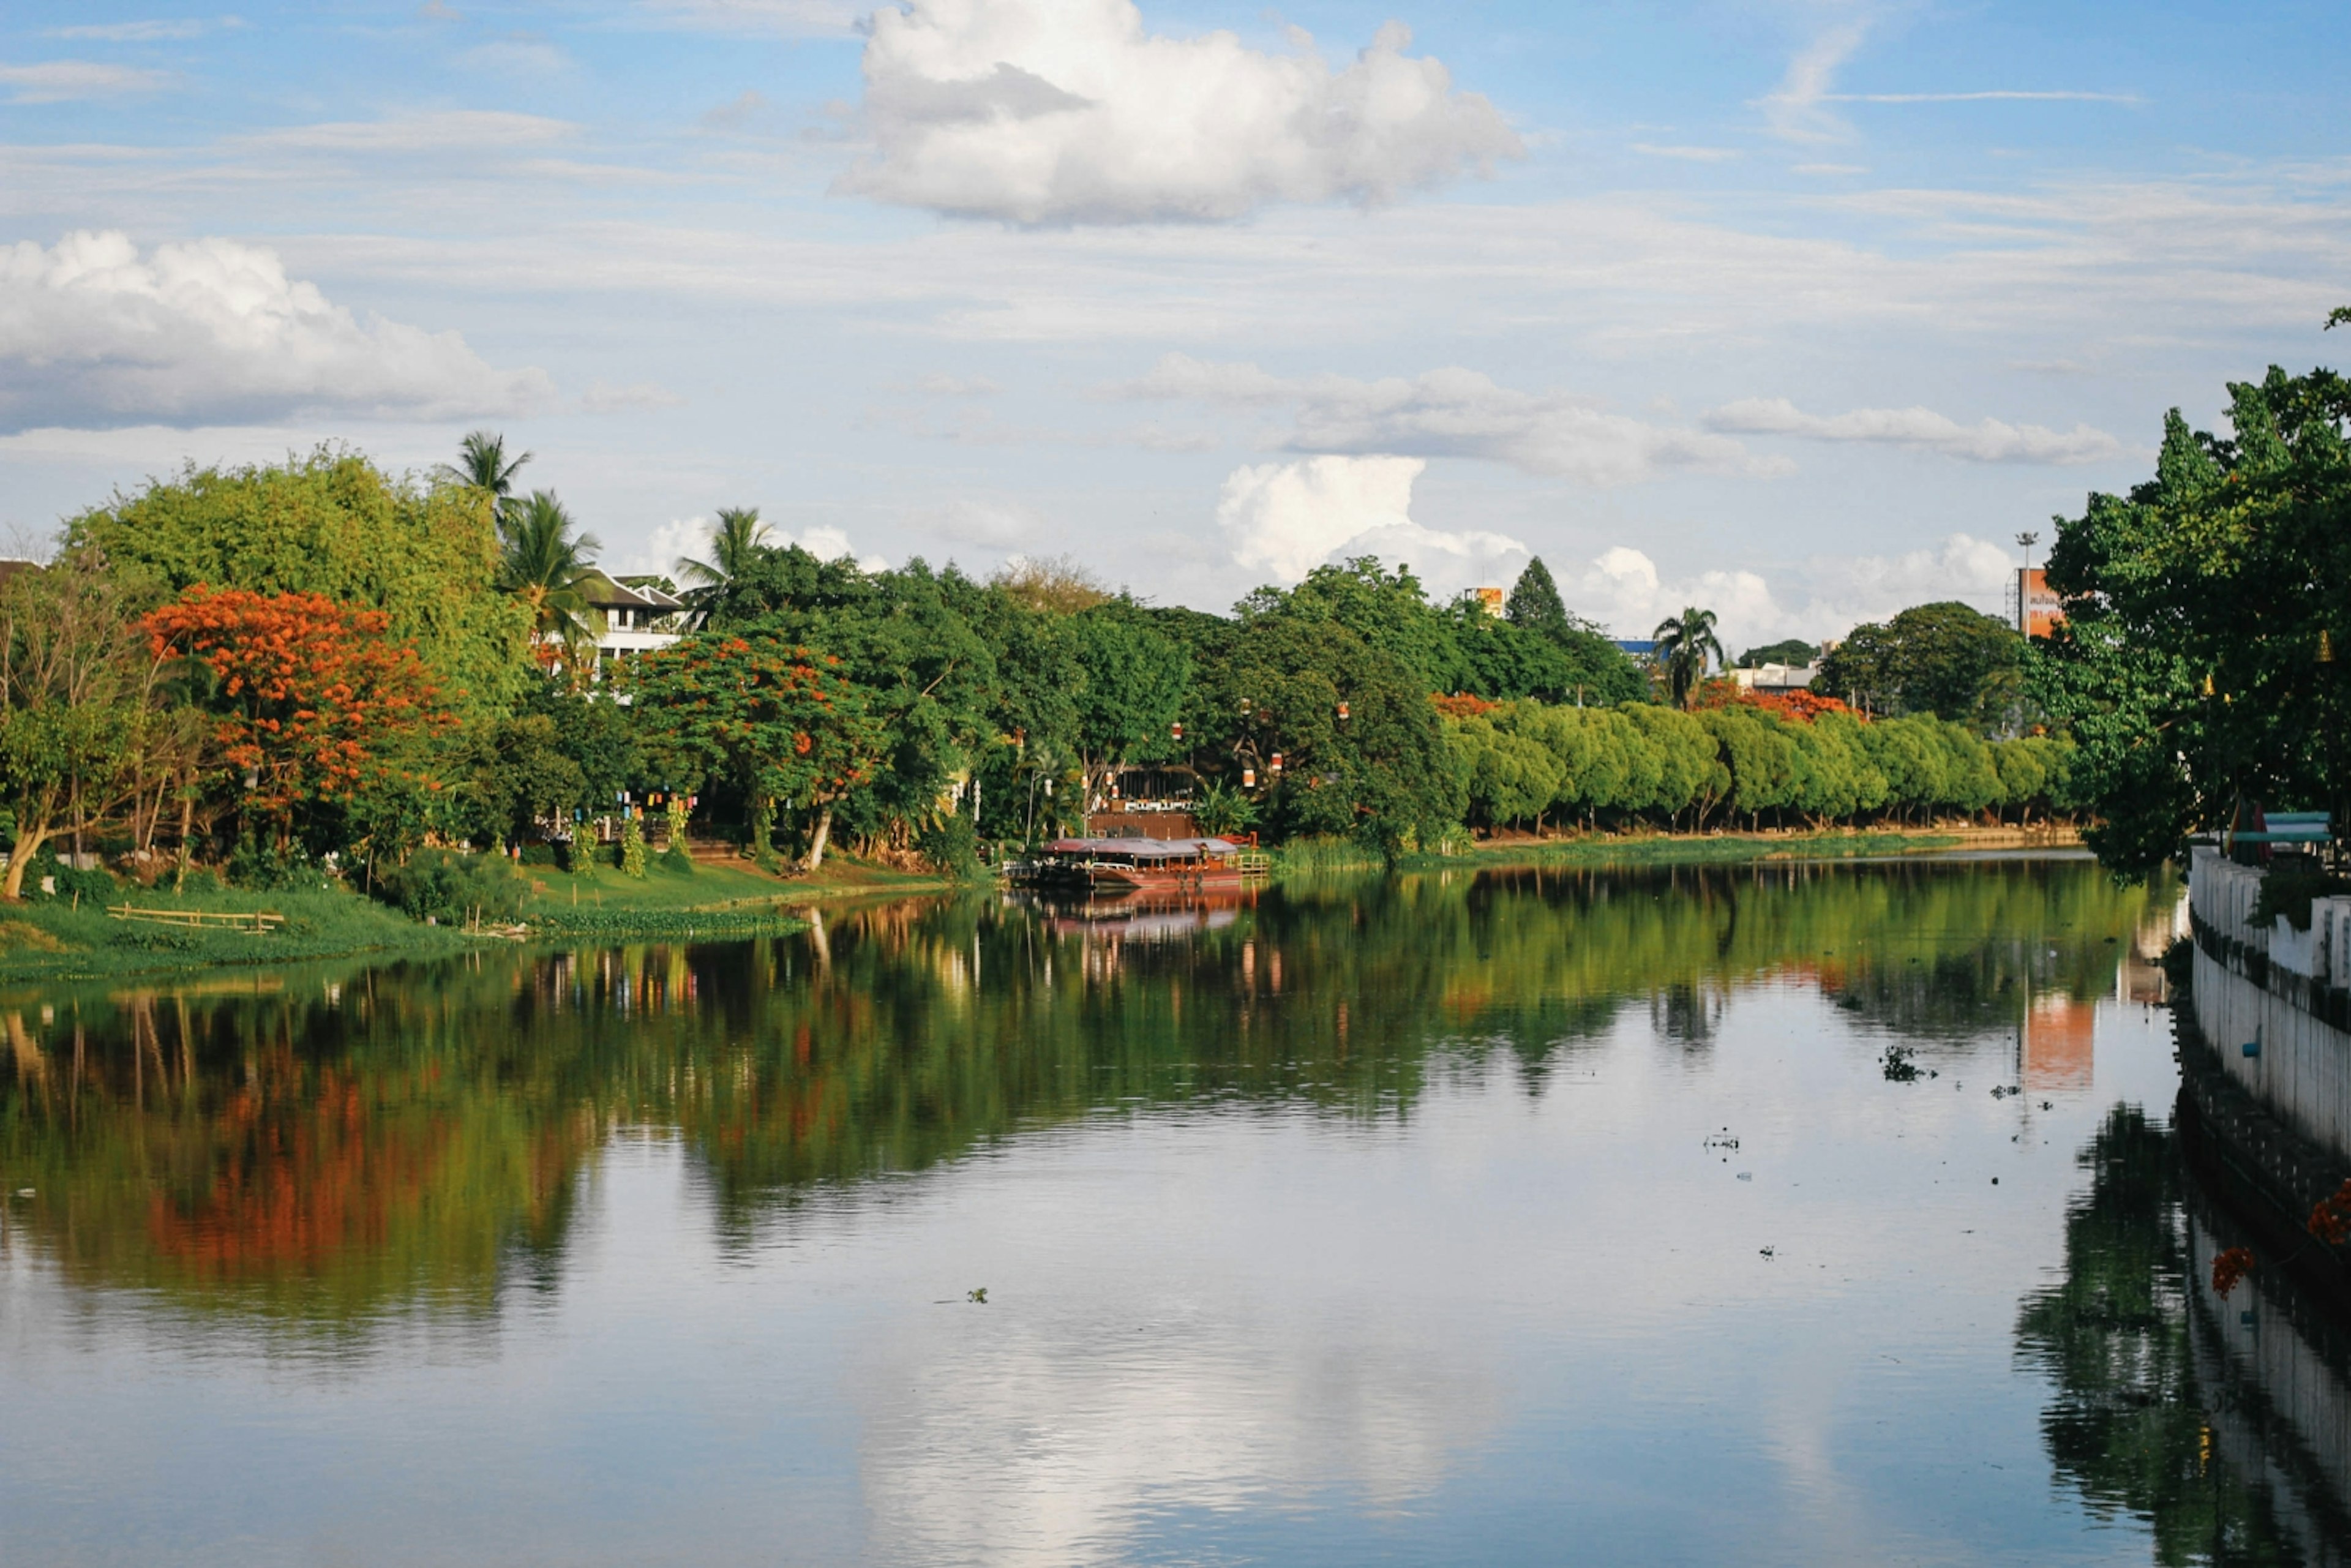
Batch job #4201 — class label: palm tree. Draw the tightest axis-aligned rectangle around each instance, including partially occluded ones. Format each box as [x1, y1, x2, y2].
[677, 505, 773, 625]
[497, 490, 604, 665]
[436, 430, 532, 512]
[1651, 606, 1725, 710]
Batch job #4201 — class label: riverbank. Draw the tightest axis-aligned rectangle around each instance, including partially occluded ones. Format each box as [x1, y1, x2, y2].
[1273, 822, 2083, 876]
[0, 854, 958, 985]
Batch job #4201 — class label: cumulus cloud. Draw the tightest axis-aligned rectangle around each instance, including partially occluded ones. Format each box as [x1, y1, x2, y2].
[623, 516, 888, 578]
[1556, 533, 2016, 648]
[837, 0, 1522, 224]
[0, 231, 553, 432]
[1704, 396, 2124, 463]
[0, 61, 170, 103]
[1128, 354, 1782, 485]
[1216, 454, 1525, 594]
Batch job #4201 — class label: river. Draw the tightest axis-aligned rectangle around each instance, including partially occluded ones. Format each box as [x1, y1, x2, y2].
[3, 857, 2344, 1566]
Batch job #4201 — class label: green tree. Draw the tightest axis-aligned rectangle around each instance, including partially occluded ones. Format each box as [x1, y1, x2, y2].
[0, 551, 148, 900]
[1504, 557, 1570, 637]
[2034, 367, 2351, 877]
[1820, 602, 2022, 730]
[1737, 638, 1819, 669]
[67, 449, 534, 723]
[677, 507, 774, 627]
[1069, 605, 1191, 803]
[633, 629, 887, 871]
[495, 492, 604, 662]
[433, 430, 531, 514]
[1651, 606, 1724, 710]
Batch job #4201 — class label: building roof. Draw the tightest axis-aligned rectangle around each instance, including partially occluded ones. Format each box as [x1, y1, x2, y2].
[578, 572, 684, 613]
[1043, 837, 1240, 859]
[0, 558, 38, 590]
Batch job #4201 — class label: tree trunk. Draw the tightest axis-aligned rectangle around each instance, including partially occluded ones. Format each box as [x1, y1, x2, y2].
[803, 803, 835, 871]
[2, 817, 56, 902]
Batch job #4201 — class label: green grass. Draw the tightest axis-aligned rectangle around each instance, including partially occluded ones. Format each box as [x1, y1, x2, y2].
[0, 852, 964, 983]
[0, 884, 476, 983]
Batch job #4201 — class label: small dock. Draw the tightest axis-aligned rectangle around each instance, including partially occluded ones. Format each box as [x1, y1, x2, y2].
[105, 905, 285, 934]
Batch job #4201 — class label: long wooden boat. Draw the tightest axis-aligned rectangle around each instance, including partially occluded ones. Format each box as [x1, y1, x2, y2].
[1014, 836, 1270, 894]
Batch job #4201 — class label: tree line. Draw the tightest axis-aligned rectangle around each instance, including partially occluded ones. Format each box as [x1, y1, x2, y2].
[0, 433, 2057, 900]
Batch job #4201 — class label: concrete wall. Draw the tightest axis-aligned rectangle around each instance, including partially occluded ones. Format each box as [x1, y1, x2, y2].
[2189, 847, 2351, 1164]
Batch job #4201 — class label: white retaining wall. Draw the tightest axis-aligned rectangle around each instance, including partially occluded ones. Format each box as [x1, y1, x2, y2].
[2189, 847, 2351, 1163]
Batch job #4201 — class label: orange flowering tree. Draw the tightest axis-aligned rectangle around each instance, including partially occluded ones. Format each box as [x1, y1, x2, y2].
[142, 586, 454, 850]
[634, 629, 884, 870]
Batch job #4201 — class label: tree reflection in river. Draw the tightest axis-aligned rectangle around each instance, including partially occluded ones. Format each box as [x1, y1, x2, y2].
[2016, 1105, 2351, 1566]
[1, 858, 2169, 1331]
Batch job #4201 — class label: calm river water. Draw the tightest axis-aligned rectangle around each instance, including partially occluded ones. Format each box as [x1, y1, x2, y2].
[4, 858, 2345, 1566]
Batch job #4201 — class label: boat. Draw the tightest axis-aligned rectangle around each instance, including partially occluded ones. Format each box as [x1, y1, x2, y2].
[1014, 836, 1270, 894]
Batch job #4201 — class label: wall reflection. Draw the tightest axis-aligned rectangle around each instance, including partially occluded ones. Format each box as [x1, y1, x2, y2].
[2017, 1106, 2351, 1566]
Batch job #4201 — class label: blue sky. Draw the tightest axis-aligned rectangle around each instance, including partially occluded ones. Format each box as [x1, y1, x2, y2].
[2, 0, 2346, 647]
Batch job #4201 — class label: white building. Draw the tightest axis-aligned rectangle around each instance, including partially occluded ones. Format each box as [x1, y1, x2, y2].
[1729, 662, 1819, 695]
[581, 573, 685, 673]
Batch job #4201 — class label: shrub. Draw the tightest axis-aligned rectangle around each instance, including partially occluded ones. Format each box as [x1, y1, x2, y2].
[915, 812, 982, 877]
[377, 847, 530, 925]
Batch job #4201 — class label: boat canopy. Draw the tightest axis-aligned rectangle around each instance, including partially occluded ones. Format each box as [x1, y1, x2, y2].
[1042, 836, 1240, 859]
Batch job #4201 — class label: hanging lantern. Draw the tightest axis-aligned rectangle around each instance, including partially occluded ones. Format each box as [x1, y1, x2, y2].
[1242, 767, 1257, 789]
[1269, 752, 1284, 774]
[1337, 702, 1350, 722]
[2323, 629, 2338, 664]
[2202, 672, 2216, 697]
[1171, 721, 1183, 741]
[1240, 697, 1253, 716]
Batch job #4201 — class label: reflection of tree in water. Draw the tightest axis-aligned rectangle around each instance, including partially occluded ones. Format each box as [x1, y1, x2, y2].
[0, 860, 2166, 1330]
[2016, 1106, 2351, 1565]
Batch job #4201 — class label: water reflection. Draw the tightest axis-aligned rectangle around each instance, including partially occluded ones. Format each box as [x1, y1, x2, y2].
[0, 860, 2178, 1333]
[2017, 1105, 2351, 1566]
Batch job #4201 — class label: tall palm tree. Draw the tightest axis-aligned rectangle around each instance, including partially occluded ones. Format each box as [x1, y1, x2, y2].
[677, 505, 773, 625]
[436, 430, 532, 514]
[1651, 606, 1724, 710]
[497, 490, 604, 664]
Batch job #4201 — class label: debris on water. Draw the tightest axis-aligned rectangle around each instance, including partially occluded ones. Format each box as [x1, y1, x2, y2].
[967, 1287, 988, 1304]
[1736, 1172, 1753, 1182]
[2041, 1101, 2052, 1111]
[1704, 1130, 1739, 1150]
[1881, 1046, 1922, 1082]
[1759, 1247, 1775, 1258]
[1990, 1177, 2000, 1185]
[13, 1188, 31, 1198]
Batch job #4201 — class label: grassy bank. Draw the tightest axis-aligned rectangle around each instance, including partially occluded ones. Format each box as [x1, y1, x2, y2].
[0, 853, 961, 983]
[1277, 823, 2082, 877]
[0, 885, 478, 983]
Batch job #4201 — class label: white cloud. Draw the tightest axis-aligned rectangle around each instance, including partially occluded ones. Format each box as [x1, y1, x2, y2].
[1556, 533, 2016, 648]
[0, 61, 170, 103]
[455, 36, 575, 75]
[838, 0, 1522, 224]
[0, 230, 553, 431]
[1827, 89, 2140, 105]
[1128, 354, 1783, 485]
[1215, 454, 1524, 595]
[624, 515, 889, 577]
[579, 378, 684, 413]
[1630, 143, 1744, 162]
[1704, 396, 2124, 463]
[911, 495, 1038, 547]
[48, 18, 236, 42]
[1757, 21, 1869, 143]
[632, 0, 861, 36]
[232, 110, 577, 154]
